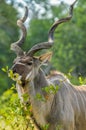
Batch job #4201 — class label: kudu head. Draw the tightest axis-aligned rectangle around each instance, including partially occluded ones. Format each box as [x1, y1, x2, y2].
[11, 1, 76, 86]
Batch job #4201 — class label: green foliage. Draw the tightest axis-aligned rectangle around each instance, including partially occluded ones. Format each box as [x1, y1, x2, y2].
[51, 1, 86, 76]
[35, 93, 46, 102]
[42, 85, 59, 94]
[2, 66, 9, 73]
[0, 87, 36, 130]
[2, 66, 22, 84]
[41, 124, 50, 130]
[25, 19, 52, 52]
[0, 67, 36, 129]
[0, 0, 18, 94]
[35, 85, 60, 103]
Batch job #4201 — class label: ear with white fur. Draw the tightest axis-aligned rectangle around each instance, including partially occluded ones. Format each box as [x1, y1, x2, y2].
[39, 52, 52, 65]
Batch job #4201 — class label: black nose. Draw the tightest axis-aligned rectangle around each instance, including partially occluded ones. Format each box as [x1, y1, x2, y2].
[13, 68, 16, 73]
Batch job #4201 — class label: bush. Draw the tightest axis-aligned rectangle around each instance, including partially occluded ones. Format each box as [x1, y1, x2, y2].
[0, 86, 38, 130]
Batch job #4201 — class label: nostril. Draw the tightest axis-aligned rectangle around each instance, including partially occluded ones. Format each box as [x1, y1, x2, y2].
[13, 68, 16, 73]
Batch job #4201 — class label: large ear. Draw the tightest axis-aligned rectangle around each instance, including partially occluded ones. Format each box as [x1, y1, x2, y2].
[39, 52, 52, 65]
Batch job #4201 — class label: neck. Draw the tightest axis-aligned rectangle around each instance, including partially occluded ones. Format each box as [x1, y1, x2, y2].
[34, 69, 49, 88]
[28, 69, 54, 126]
[29, 69, 49, 96]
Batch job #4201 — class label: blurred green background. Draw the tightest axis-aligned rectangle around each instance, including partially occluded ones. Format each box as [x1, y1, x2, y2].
[0, 0, 86, 94]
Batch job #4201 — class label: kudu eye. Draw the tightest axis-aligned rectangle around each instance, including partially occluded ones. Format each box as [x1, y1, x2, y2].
[27, 61, 33, 66]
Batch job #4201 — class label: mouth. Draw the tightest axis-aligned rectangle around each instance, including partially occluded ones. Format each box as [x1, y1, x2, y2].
[8, 69, 32, 86]
[11, 73, 29, 87]
[20, 71, 32, 87]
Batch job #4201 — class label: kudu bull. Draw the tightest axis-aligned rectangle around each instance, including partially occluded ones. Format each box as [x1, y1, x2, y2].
[10, 1, 86, 130]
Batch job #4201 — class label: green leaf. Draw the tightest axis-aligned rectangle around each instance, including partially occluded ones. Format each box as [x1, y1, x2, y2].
[43, 85, 59, 94]
[2, 67, 7, 72]
[35, 93, 46, 102]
